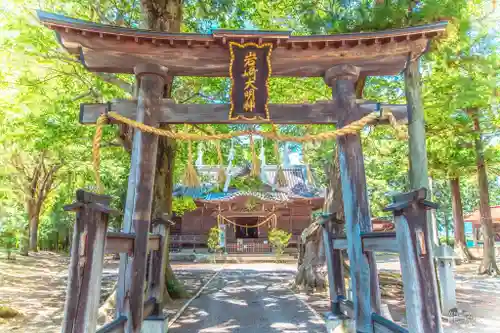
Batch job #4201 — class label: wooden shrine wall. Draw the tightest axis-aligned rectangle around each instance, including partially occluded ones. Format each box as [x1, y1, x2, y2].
[174, 204, 314, 243]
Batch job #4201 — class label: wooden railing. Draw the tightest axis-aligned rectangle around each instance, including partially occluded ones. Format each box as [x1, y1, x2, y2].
[372, 313, 409, 333]
[62, 190, 168, 333]
[95, 316, 127, 333]
[321, 188, 442, 333]
[331, 232, 398, 253]
[226, 242, 272, 253]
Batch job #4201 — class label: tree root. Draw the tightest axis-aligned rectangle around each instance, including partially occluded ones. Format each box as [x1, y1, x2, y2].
[477, 261, 500, 276]
[454, 244, 479, 264]
[293, 263, 327, 294]
[98, 287, 116, 324]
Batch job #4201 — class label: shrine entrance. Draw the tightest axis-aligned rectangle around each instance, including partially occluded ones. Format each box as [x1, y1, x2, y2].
[37, 9, 449, 333]
[235, 218, 259, 239]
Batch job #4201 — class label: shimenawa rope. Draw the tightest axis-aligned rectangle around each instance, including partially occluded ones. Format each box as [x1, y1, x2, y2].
[92, 109, 405, 191]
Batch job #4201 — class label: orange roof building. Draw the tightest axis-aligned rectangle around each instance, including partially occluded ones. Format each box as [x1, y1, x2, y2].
[464, 206, 500, 228]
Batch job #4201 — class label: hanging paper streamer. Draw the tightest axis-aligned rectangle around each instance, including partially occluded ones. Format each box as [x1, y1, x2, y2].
[250, 134, 260, 177]
[183, 137, 201, 188]
[259, 138, 266, 167]
[303, 153, 315, 185]
[216, 140, 226, 187]
[223, 139, 235, 192]
[303, 125, 314, 185]
[272, 124, 287, 187]
[196, 141, 203, 166]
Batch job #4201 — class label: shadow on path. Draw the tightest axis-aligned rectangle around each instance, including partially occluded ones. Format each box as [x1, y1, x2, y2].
[169, 268, 325, 333]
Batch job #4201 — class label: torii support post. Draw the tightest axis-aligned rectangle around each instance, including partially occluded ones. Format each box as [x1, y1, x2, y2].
[318, 214, 345, 316]
[324, 64, 381, 333]
[404, 59, 438, 249]
[116, 63, 168, 333]
[61, 190, 117, 333]
[384, 188, 443, 333]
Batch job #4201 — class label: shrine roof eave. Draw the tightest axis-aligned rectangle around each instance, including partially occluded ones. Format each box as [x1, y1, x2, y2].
[194, 196, 324, 206]
[37, 10, 447, 77]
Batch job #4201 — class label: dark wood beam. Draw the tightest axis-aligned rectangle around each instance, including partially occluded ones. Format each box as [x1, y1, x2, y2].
[372, 313, 409, 333]
[96, 316, 127, 333]
[217, 211, 274, 218]
[331, 232, 399, 253]
[38, 11, 446, 77]
[80, 100, 407, 125]
[105, 232, 161, 254]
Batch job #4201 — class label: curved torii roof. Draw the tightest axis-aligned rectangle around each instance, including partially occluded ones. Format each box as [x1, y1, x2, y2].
[37, 11, 447, 77]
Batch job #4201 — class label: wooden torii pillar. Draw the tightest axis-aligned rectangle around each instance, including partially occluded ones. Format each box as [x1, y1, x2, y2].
[384, 188, 443, 333]
[115, 63, 169, 333]
[324, 64, 381, 333]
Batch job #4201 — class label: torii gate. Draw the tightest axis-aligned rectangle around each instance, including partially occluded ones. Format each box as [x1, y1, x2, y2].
[38, 10, 447, 333]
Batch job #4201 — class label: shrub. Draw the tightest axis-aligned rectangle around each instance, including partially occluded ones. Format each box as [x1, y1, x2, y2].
[172, 196, 197, 216]
[439, 237, 455, 247]
[207, 226, 223, 262]
[0, 306, 20, 319]
[268, 228, 291, 262]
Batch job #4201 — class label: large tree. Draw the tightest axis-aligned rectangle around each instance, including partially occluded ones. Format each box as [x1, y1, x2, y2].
[10, 150, 62, 252]
[470, 109, 499, 275]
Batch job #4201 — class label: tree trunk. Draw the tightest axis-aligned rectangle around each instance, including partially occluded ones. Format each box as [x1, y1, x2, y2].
[140, 0, 182, 31]
[28, 199, 40, 252]
[19, 225, 29, 256]
[293, 222, 326, 293]
[450, 177, 475, 263]
[294, 145, 344, 292]
[143, 0, 187, 300]
[470, 109, 499, 275]
[153, 133, 189, 300]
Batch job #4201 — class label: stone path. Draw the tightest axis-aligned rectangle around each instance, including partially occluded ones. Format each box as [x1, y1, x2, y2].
[169, 264, 326, 333]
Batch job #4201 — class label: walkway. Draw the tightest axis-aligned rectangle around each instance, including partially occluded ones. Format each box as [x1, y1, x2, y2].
[169, 264, 326, 333]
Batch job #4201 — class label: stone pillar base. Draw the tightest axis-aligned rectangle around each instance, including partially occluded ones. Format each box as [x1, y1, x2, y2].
[325, 317, 355, 333]
[141, 315, 168, 333]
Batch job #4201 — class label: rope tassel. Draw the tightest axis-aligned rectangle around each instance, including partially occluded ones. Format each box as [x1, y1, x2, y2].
[302, 143, 314, 185]
[216, 140, 226, 187]
[92, 114, 108, 194]
[302, 125, 314, 185]
[273, 124, 287, 187]
[250, 135, 260, 177]
[183, 140, 200, 188]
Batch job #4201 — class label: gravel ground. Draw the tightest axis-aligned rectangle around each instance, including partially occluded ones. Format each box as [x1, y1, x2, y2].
[2, 253, 500, 333]
[0, 253, 219, 333]
[169, 263, 326, 333]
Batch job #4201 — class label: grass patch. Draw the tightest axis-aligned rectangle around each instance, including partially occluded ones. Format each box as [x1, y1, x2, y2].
[0, 306, 21, 319]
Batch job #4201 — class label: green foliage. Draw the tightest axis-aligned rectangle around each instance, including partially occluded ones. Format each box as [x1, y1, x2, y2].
[166, 279, 185, 299]
[207, 226, 222, 252]
[0, 204, 27, 256]
[268, 228, 291, 261]
[172, 196, 197, 217]
[230, 175, 264, 191]
[439, 236, 455, 247]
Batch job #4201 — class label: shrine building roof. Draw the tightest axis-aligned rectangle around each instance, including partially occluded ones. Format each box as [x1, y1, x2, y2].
[37, 11, 447, 77]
